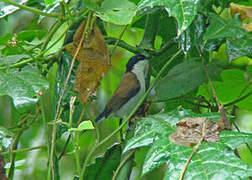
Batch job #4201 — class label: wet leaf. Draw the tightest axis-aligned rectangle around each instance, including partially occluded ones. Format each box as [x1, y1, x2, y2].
[0, 66, 49, 112]
[65, 19, 110, 105]
[220, 130, 252, 150]
[155, 60, 222, 101]
[226, 35, 252, 61]
[142, 136, 171, 176]
[164, 142, 252, 180]
[204, 14, 246, 41]
[96, 0, 137, 25]
[137, 0, 200, 36]
[124, 108, 252, 178]
[0, 126, 14, 152]
[0, 0, 28, 19]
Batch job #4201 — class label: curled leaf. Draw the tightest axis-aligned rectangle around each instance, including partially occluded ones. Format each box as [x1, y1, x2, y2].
[169, 117, 220, 146]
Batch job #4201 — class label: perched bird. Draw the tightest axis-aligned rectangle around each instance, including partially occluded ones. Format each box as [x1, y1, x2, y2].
[95, 55, 149, 122]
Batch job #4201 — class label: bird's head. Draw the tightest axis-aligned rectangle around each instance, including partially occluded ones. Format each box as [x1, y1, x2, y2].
[126, 55, 148, 74]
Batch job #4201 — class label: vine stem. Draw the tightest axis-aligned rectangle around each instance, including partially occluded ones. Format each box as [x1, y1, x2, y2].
[49, 12, 92, 180]
[1, 145, 45, 155]
[112, 150, 135, 180]
[3, 0, 58, 18]
[80, 49, 182, 179]
[110, 25, 128, 57]
[8, 132, 22, 180]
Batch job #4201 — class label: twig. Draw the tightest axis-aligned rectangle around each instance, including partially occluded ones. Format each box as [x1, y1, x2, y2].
[112, 150, 135, 180]
[58, 135, 71, 160]
[179, 123, 206, 180]
[0, 53, 57, 70]
[105, 37, 143, 54]
[197, 46, 230, 129]
[49, 12, 92, 180]
[110, 25, 128, 57]
[40, 21, 64, 54]
[80, 49, 182, 179]
[153, 39, 176, 56]
[224, 91, 252, 107]
[3, 0, 58, 18]
[8, 132, 22, 180]
[58, 107, 86, 160]
[1, 145, 45, 155]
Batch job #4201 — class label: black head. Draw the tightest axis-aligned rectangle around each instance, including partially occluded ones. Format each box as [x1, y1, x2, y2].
[126, 55, 146, 72]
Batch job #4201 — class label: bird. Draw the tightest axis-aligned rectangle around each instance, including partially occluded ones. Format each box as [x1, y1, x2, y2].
[95, 54, 149, 123]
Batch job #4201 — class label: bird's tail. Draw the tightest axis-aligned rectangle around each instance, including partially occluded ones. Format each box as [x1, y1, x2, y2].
[95, 110, 106, 123]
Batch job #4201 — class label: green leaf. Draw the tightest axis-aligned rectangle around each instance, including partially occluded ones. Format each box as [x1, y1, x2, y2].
[123, 108, 196, 153]
[68, 121, 94, 131]
[220, 130, 252, 150]
[0, 126, 14, 152]
[0, 66, 49, 112]
[226, 35, 252, 61]
[178, 14, 205, 54]
[164, 143, 252, 180]
[0, 0, 28, 19]
[137, 0, 200, 36]
[142, 136, 171, 176]
[125, 108, 252, 178]
[155, 60, 222, 101]
[0, 54, 29, 67]
[96, 0, 137, 25]
[0, 95, 19, 127]
[198, 69, 248, 104]
[84, 144, 121, 180]
[17, 30, 46, 41]
[203, 14, 246, 41]
[44, 0, 57, 6]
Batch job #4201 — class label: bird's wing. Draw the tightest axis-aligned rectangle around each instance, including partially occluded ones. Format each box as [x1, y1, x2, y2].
[103, 71, 140, 117]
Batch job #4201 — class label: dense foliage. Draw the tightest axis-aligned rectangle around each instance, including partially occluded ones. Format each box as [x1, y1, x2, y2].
[0, 0, 252, 179]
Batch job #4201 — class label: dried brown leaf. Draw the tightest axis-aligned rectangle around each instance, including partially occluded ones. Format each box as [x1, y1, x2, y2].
[65, 19, 110, 105]
[169, 117, 220, 147]
[217, 106, 231, 130]
[230, 3, 252, 20]
[0, 155, 8, 180]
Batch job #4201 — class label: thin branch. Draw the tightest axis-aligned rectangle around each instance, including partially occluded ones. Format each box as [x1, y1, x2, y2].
[224, 91, 252, 107]
[112, 150, 135, 180]
[1, 145, 45, 155]
[153, 39, 176, 56]
[58, 107, 86, 160]
[197, 46, 230, 129]
[3, 0, 58, 18]
[179, 123, 206, 180]
[49, 11, 92, 180]
[0, 54, 57, 70]
[8, 132, 22, 180]
[110, 25, 128, 57]
[40, 21, 64, 54]
[80, 49, 182, 179]
[105, 37, 143, 54]
[58, 135, 71, 160]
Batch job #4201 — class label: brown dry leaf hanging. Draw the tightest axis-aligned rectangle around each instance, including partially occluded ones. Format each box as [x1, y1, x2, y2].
[65, 19, 110, 105]
[230, 3, 252, 21]
[169, 117, 221, 147]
